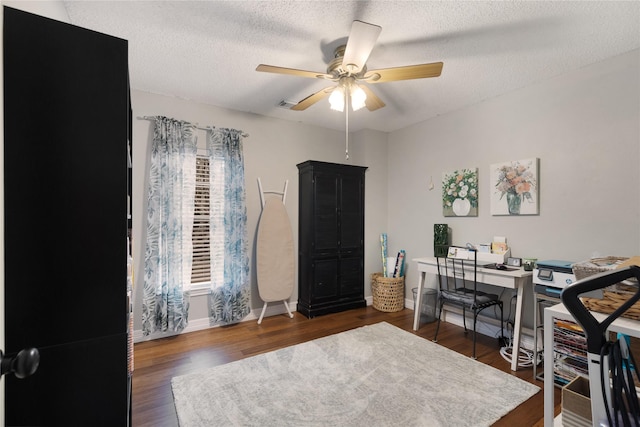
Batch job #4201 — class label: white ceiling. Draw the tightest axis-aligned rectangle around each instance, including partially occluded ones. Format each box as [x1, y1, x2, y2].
[63, 1, 640, 133]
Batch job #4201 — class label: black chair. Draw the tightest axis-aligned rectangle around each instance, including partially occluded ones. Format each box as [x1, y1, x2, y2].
[433, 247, 504, 359]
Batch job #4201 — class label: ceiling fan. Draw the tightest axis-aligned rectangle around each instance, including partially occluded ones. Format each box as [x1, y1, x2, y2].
[256, 20, 444, 112]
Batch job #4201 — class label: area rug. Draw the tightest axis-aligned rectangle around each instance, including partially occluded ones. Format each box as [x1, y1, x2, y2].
[171, 322, 539, 427]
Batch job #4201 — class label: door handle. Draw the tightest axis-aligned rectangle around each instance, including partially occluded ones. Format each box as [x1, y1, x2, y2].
[0, 348, 40, 379]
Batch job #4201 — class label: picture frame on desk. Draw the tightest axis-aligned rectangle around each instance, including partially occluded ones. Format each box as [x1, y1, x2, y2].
[507, 257, 522, 267]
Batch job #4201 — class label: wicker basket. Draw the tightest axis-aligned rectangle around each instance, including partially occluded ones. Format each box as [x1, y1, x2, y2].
[572, 256, 629, 282]
[371, 273, 405, 312]
[573, 257, 640, 320]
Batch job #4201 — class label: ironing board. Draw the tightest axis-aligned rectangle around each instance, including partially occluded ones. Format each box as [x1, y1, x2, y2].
[256, 178, 295, 324]
[561, 265, 640, 426]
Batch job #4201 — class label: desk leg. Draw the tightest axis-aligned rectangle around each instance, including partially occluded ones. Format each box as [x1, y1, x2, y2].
[413, 271, 426, 331]
[543, 306, 554, 427]
[511, 283, 525, 371]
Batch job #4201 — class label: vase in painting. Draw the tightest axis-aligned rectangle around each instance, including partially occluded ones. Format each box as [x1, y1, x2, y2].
[452, 198, 471, 216]
[507, 192, 521, 215]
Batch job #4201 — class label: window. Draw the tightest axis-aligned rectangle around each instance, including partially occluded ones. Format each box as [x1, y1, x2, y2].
[191, 154, 211, 285]
[191, 152, 224, 292]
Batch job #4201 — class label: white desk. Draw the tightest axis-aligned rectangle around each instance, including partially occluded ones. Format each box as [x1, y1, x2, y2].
[543, 303, 640, 427]
[412, 257, 533, 371]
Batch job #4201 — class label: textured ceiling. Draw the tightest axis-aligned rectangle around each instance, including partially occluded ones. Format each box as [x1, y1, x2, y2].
[63, 1, 640, 133]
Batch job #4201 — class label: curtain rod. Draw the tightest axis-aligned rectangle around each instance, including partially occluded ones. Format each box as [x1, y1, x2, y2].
[136, 115, 249, 137]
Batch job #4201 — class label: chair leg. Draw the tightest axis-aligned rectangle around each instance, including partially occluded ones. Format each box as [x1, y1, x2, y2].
[500, 302, 504, 341]
[433, 300, 445, 342]
[472, 309, 478, 359]
[462, 306, 468, 333]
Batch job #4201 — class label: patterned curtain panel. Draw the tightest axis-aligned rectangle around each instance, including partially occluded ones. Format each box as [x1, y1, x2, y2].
[142, 116, 197, 335]
[207, 128, 251, 325]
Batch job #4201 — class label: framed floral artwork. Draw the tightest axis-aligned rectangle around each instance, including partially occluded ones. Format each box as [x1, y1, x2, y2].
[442, 168, 478, 217]
[490, 158, 539, 215]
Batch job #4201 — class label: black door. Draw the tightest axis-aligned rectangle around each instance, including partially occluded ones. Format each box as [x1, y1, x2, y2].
[3, 7, 129, 425]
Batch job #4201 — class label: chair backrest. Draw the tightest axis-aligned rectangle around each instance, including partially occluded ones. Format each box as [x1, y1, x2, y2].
[436, 247, 478, 296]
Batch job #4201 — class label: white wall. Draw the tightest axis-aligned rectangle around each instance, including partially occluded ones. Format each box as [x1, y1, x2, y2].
[388, 49, 640, 327]
[350, 129, 390, 284]
[131, 91, 389, 338]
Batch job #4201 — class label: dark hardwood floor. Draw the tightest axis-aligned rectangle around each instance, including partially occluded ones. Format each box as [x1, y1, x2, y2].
[132, 307, 561, 426]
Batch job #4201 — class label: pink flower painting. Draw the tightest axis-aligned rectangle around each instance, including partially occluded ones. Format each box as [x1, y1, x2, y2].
[491, 158, 539, 215]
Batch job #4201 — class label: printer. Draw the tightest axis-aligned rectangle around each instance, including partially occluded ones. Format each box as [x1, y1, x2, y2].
[533, 260, 576, 299]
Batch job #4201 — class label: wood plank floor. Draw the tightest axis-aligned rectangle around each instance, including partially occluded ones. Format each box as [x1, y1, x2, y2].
[133, 307, 561, 426]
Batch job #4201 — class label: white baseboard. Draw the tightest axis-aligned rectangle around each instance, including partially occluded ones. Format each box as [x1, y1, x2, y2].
[134, 296, 543, 349]
[133, 300, 301, 343]
[406, 300, 539, 350]
[134, 298, 377, 343]
[439, 309, 504, 338]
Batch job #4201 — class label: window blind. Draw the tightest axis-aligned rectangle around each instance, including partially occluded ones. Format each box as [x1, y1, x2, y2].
[191, 155, 211, 283]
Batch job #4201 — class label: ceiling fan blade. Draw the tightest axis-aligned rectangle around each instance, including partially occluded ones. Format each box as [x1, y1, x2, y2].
[342, 20, 382, 74]
[365, 62, 443, 83]
[291, 87, 335, 111]
[256, 64, 333, 80]
[359, 85, 385, 111]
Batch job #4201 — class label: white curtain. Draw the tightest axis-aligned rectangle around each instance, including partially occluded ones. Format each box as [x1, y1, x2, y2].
[142, 116, 197, 335]
[207, 128, 251, 325]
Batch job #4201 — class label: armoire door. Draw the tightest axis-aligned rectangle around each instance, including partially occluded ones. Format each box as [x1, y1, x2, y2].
[3, 6, 129, 425]
[313, 172, 339, 253]
[339, 173, 364, 251]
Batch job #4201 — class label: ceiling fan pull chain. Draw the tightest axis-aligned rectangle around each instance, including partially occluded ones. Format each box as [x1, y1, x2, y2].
[345, 89, 349, 160]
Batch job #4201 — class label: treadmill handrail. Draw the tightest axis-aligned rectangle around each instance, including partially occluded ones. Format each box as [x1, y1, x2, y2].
[561, 265, 640, 354]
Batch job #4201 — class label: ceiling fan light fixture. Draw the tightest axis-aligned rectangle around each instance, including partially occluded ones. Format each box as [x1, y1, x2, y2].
[350, 85, 367, 111]
[329, 87, 345, 112]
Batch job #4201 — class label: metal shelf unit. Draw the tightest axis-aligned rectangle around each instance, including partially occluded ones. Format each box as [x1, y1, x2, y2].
[533, 291, 587, 385]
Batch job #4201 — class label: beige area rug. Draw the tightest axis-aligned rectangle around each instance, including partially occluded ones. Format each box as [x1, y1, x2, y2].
[171, 321, 539, 426]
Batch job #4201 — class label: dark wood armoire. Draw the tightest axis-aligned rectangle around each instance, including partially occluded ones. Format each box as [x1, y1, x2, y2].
[297, 161, 367, 318]
[3, 7, 131, 425]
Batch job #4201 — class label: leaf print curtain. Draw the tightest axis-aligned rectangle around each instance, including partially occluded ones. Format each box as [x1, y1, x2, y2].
[142, 116, 197, 335]
[207, 128, 251, 325]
